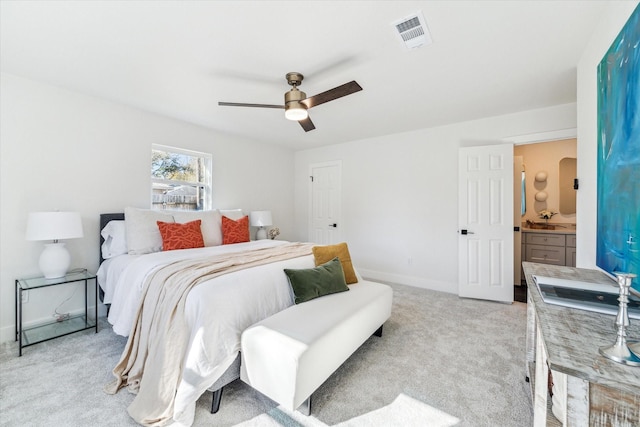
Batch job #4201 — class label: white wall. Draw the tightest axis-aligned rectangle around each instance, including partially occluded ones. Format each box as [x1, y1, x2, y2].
[0, 73, 295, 342]
[576, 1, 639, 270]
[294, 103, 577, 293]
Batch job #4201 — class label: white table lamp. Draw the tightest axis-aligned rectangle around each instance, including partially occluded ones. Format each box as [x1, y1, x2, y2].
[249, 211, 272, 240]
[26, 212, 84, 278]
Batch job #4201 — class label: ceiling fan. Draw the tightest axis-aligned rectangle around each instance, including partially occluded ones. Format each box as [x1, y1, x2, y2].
[218, 72, 362, 132]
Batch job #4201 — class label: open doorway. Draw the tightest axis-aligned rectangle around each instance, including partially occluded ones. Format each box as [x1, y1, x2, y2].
[513, 138, 578, 290]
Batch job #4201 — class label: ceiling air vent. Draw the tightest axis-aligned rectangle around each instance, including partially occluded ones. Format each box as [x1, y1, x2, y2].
[392, 11, 432, 49]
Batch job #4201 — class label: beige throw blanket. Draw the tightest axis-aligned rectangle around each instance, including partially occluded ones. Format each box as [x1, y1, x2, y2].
[105, 242, 314, 426]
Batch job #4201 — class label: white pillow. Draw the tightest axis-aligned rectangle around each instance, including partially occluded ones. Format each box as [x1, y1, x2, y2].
[219, 209, 244, 220]
[100, 220, 127, 259]
[124, 207, 174, 255]
[171, 209, 222, 247]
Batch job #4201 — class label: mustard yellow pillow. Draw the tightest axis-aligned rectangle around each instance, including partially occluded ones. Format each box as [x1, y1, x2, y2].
[312, 242, 358, 284]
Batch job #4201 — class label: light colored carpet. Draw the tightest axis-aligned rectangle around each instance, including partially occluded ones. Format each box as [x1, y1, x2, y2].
[335, 393, 460, 427]
[237, 393, 460, 427]
[0, 283, 532, 426]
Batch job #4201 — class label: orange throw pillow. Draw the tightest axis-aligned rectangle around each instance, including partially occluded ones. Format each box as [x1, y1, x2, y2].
[222, 215, 250, 244]
[312, 242, 358, 284]
[157, 220, 205, 251]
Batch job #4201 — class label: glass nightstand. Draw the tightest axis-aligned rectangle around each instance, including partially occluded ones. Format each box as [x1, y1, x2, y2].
[15, 270, 98, 356]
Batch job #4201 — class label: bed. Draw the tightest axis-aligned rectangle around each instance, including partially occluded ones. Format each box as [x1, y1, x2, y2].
[97, 208, 324, 426]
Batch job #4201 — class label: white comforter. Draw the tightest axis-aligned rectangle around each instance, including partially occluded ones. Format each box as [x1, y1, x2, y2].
[98, 240, 315, 426]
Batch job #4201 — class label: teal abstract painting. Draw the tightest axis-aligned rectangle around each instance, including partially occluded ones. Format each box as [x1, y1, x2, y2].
[597, 5, 640, 289]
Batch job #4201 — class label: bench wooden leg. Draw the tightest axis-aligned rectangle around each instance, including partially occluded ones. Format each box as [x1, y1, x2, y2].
[373, 325, 383, 337]
[298, 395, 312, 416]
[211, 387, 224, 414]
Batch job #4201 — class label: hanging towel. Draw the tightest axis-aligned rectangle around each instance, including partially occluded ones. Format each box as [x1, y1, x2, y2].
[521, 171, 526, 216]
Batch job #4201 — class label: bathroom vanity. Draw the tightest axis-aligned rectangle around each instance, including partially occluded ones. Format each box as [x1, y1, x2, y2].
[520, 226, 576, 284]
[523, 227, 576, 267]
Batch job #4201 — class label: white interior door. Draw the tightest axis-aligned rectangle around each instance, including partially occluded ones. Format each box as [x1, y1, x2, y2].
[458, 144, 514, 302]
[514, 156, 524, 286]
[309, 161, 342, 244]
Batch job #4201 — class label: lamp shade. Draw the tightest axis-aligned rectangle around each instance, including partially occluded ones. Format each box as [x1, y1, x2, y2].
[249, 211, 273, 227]
[26, 212, 84, 241]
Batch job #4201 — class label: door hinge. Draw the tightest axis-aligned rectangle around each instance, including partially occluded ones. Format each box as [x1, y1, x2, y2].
[310, 176, 314, 182]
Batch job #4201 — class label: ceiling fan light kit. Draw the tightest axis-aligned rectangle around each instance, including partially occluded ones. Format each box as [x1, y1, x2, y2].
[219, 71, 362, 132]
[284, 82, 308, 121]
[284, 103, 308, 121]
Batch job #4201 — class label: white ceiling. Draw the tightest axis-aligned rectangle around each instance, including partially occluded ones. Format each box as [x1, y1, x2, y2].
[1, 1, 608, 150]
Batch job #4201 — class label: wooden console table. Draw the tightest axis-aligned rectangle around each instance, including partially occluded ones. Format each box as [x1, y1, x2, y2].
[523, 262, 640, 426]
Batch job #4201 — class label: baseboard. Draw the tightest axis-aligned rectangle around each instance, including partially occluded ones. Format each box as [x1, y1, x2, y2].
[358, 268, 457, 295]
[0, 325, 15, 344]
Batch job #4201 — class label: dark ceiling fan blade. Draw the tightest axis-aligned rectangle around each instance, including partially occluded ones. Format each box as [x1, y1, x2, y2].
[301, 81, 362, 109]
[218, 102, 284, 109]
[299, 116, 316, 132]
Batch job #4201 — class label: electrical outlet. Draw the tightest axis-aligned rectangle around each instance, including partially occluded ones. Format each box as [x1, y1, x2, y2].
[21, 290, 29, 304]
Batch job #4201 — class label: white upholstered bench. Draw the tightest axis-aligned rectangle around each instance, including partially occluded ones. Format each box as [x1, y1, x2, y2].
[240, 280, 393, 414]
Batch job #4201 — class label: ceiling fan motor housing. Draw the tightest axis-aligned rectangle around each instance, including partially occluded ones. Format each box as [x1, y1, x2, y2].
[284, 87, 306, 104]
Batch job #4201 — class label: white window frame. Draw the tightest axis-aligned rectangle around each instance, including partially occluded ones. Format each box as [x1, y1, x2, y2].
[151, 144, 213, 211]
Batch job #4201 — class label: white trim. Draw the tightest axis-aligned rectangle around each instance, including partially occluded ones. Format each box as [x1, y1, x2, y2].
[152, 143, 212, 159]
[502, 128, 577, 145]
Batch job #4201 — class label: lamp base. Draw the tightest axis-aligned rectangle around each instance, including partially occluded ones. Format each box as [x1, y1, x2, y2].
[256, 227, 268, 240]
[39, 243, 70, 279]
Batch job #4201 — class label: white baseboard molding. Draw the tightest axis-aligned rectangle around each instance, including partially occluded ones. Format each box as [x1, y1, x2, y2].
[358, 268, 457, 295]
[0, 325, 16, 344]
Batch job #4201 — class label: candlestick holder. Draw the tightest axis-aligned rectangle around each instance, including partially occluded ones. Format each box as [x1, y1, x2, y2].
[628, 285, 640, 358]
[630, 340, 640, 359]
[598, 272, 640, 366]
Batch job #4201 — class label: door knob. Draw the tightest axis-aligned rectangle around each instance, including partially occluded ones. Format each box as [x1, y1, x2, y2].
[459, 229, 475, 235]
[329, 223, 337, 228]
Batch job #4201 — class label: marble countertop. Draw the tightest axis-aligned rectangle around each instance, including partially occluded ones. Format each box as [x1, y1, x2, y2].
[521, 222, 576, 234]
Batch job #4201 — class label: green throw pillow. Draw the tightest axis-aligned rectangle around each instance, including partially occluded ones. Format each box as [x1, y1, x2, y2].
[284, 257, 349, 304]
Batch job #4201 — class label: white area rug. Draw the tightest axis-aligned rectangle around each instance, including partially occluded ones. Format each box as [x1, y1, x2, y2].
[234, 394, 460, 427]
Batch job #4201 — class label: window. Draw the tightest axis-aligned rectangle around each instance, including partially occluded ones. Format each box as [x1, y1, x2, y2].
[151, 144, 212, 211]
